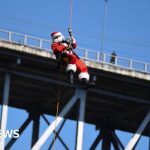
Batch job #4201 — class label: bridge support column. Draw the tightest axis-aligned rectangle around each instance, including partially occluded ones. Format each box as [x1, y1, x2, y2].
[31, 88, 87, 150]
[31, 112, 40, 148]
[48, 121, 68, 150]
[0, 73, 11, 150]
[90, 131, 102, 149]
[101, 128, 111, 150]
[90, 128, 124, 150]
[125, 109, 150, 150]
[111, 131, 124, 150]
[75, 89, 86, 150]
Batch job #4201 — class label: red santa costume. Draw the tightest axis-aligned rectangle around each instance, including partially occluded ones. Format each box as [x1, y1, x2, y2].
[51, 31, 90, 83]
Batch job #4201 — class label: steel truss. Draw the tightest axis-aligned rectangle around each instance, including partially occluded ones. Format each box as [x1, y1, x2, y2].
[0, 73, 150, 150]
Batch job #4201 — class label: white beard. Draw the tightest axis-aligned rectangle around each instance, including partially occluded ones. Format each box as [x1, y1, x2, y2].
[54, 36, 64, 43]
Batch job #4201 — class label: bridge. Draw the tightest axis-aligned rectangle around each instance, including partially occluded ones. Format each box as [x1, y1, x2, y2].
[0, 29, 150, 150]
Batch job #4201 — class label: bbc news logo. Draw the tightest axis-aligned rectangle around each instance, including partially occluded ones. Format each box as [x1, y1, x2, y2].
[0, 130, 19, 138]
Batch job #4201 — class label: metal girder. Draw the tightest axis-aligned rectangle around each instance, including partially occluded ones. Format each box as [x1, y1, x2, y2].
[77, 90, 86, 150]
[0, 73, 11, 150]
[31, 112, 40, 148]
[89, 129, 125, 150]
[111, 131, 124, 150]
[41, 115, 68, 150]
[1, 66, 150, 106]
[75, 90, 87, 150]
[90, 88, 150, 105]
[5, 115, 32, 150]
[125, 109, 150, 150]
[31, 89, 87, 150]
[0, 67, 67, 87]
[89, 131, 102, 150]
[101, 128, 111, 150]
[111, 137, 120, 150]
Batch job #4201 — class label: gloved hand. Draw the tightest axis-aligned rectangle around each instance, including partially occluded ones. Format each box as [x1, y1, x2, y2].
[68, 28, 76, 44]
[68, 28, 73, 37]
[65, 37, 73, 44]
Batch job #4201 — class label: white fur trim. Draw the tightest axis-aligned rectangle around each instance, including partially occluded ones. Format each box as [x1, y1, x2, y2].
[72, 37, 76, 44]
[52, 32, 64, 43]
[78, 72, 90, 81]
[53, 36, 64, 43]
[62, 43, 68, 47]
[66, 64, 77, 72]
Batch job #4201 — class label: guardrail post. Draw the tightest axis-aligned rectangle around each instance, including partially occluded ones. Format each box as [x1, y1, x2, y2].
[39, 39, 42, 49]
[24, 36, 27, 45]
[85, 49, 88, 59]
[115, 57, 118, 65]
[99, 53, 102, 62]
[103, 53, 106, 62]
[144, 63, 148, 72]
[129, 59, 132, 69]
[96, 52, 100, 62]
[8, 32, 11, 41]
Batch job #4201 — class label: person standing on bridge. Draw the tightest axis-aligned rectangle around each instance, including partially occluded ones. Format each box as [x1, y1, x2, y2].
[110, 51, 117, 64]
[51, 30, 95, 87]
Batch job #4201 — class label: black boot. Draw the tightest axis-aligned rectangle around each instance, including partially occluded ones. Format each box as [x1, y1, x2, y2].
[81, 78, 95, 88]
[81, 78, 88, 85]
[68, 70, 74, 84]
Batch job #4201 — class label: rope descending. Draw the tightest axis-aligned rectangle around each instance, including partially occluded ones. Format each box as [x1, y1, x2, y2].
[52, 0, 74, 149]
[100, 0, 108, 56]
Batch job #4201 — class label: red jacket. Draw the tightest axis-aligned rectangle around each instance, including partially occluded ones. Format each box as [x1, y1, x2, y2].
[51, 42, 77, 55]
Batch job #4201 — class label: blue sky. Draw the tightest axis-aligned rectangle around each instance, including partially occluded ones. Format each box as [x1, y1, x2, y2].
[0, 0, 150, 149]
[1, 0, 150, 61]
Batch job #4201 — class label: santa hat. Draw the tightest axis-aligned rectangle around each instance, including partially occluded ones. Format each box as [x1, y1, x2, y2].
[51, 32, 62, 39]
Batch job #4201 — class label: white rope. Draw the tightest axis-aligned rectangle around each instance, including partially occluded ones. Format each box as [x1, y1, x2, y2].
[100, 0, 108, 54]
[69, 0, 73, 29]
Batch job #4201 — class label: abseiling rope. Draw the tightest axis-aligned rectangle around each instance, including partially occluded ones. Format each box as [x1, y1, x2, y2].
[100, 0, 108, 55]
[52, 0, 74, 149]
[52, 62, 63, 150]
[69, 0, 73, 29]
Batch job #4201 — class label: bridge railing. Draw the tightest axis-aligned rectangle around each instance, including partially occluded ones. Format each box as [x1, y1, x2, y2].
[0, 29, 150, 73]
[75, 48, 150, 73]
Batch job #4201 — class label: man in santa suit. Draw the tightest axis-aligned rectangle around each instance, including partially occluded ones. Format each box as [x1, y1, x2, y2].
[51, 31, 91, 86]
